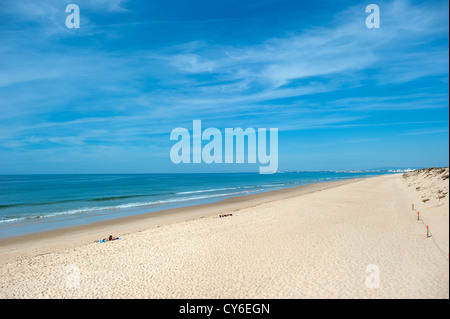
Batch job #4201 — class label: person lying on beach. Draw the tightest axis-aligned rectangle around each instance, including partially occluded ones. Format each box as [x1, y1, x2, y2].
[219, 214, 233, 218]
[96, 235, 120, 243]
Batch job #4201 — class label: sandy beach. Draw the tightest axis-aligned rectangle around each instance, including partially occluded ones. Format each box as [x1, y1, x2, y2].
[0, 170, 448, 299]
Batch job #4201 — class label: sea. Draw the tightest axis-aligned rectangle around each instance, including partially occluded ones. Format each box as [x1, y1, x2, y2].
[0, 171, 399, 238]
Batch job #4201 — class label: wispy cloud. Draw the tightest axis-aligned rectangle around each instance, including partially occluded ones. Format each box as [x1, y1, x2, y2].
[402, 128, 449, 136]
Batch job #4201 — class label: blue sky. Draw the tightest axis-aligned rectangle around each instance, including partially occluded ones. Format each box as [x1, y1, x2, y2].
[0, 0, 448, 173]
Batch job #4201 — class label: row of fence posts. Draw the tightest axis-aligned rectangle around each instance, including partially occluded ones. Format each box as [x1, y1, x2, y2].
[412, 202, 448, 259]
[413, 204, 431, 238]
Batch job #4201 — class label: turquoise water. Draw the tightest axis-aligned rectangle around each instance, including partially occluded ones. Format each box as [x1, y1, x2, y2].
[0, 172, 393, 238]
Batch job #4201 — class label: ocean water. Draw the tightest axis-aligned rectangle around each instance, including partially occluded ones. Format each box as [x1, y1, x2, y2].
[0, 172, 393, 238]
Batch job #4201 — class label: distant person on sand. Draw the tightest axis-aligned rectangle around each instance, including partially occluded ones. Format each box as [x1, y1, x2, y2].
[97, 235, 119, 243]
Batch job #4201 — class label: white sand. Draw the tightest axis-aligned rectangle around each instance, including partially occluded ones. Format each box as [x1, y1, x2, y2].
[0, 171, 448, 298]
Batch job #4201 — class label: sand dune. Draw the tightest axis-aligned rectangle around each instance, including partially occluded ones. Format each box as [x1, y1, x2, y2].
[0, 171, 448, 298]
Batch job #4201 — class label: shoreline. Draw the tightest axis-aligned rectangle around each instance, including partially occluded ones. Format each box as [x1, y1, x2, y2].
[0, 178, 361, 265]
